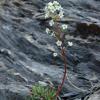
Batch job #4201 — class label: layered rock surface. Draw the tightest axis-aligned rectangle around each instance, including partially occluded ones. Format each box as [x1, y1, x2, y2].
[0, 0, 100, 100]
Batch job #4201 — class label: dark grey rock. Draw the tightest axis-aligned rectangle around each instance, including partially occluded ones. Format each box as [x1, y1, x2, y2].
[0, 0, 100, 100]
[0, 84, 30, 100]
[84, 85, 100, 100]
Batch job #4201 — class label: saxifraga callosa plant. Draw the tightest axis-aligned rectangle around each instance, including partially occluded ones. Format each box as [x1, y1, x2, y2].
[44, 0, 73, 99]
[27, 1, 73, 100]
[27, 1, 89, 100]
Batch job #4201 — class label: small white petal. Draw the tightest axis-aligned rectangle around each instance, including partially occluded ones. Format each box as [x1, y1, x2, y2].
[68, 41, 73, 46]
[49, 20, 54, 26]
[56, 40, 62, 46]
[53, 52, 58, 57]
[46, 28, 50, 34]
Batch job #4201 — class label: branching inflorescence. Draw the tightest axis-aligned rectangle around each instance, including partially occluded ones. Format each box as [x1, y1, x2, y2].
[44, 1, 73, 99]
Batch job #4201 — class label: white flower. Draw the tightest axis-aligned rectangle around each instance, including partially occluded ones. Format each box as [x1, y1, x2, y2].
[56, 40, 62, 46]
[59, 10, 64, 18]
[48, 6, 55, 13]
[50, 32, 55, 36]
[46, 28, 50, 34]
[62, 24, 68, 30]
[49, 20, 54, 26]
[48, 2, 53, 7]
[47, 2, 56, 13]
[53, 1, 62, 11]
[45, 12, 49, 18]
[56, 5, 62, 11]
[68, 41, 73, 46]
[38, 81, 48, 86]
[53, 1, 60, 5]
[53, 52, 58, 57]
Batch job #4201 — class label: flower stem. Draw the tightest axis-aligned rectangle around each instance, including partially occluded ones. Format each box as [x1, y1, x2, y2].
[55, 47, 67, 98]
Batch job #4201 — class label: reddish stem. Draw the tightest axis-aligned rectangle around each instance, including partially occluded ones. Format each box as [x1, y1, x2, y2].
[55, 47, 67, 98]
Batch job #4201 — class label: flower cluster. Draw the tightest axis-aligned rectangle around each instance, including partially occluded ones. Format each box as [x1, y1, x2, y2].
[45, 1, 73, 57]
[44, 1, 64, 19]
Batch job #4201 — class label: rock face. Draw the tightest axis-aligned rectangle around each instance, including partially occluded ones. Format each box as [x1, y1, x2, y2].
[0, 0, 100, 100]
